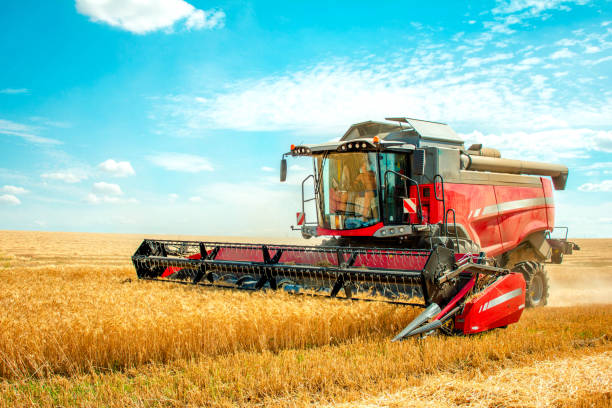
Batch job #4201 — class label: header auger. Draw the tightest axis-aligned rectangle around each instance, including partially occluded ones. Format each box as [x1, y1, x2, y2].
[133, 117, 576, 339]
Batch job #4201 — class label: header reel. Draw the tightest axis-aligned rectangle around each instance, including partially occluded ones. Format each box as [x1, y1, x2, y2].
[133, 239, 525, 340]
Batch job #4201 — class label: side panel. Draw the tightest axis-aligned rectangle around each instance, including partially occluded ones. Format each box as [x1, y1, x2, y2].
[455, 272, 525, 334]
[541, 177, 555, 230]
[442, 183, 504, 257]
[494, 185, 550, 252]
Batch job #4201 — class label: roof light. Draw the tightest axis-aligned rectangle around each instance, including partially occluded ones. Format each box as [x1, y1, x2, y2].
[348, 143, 353, 148]
[291, 144, 296, 150]
[341, 145, 347, 151]
[362, 143, 367, 148]
[373, 136, 380, 143]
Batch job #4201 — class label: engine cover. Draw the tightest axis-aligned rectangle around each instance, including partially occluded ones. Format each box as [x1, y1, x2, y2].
[455, 272, 526, 334]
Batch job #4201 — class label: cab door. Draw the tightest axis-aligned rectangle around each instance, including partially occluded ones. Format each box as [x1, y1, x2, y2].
[379, 152, 409, 225]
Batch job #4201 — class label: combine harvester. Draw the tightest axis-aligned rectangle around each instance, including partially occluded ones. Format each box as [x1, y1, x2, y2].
[133, 118, 574, 340]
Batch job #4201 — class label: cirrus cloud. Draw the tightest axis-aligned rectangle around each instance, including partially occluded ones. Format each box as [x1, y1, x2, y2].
[0, 119, 61, 145]
[0, 88, 29, 94]
[154, 55, 612, 137]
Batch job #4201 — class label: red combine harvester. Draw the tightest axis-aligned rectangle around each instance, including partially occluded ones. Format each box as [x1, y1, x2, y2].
[133, 117, 573, 340]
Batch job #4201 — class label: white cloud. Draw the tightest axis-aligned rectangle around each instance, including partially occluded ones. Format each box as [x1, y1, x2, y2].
[0, 88, 29, 94]
[185, 9, 225, 30]
[0, 194, 20, 205]
[86, 182, 137, 205]
[550, 48, 576, 59]
[519, 57, 542, 65]
[154, 56, 612, 137]
[584, 45, 601, 53]
[464, 53, 514, 67]
[85, 193, 137, 204]
[29, 117, 72, 128]
[188, 196, 202, 202]
[85, 193, 108, 204]
[41, 170, 88, 183]
[584, 55, 612, 66]
[486, 1, 592, 37]
[580, 162, 612, 176]
[98, 159, 135, 177]
[493, 0, 590, 15]
[75, 0, 225, 34]
[1, 185, 27, 195]
[148, 153, 213, 172]
[461, 128, 612, 162]
[483, 21, 516, 35]
[578, 180, 612, 192]
[593, 131, 612, 152]
[578, 162, 612, 171]
[261, 166, 274, 172]
[92, 182, 123, 196]
[0, 119, 61, 145]
[168, 193, 179, 203]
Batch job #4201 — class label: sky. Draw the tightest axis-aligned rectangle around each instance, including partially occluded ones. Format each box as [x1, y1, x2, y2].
[0, 0, 611, 238]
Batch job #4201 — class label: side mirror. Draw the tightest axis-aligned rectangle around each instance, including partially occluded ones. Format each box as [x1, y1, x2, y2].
[280, 158, 287, 182]
[413, 149, 426, 176]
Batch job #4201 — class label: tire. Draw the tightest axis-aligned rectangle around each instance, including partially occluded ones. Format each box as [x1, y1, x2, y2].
[512, 261, 549, 307]
[551, 250, 563, 264]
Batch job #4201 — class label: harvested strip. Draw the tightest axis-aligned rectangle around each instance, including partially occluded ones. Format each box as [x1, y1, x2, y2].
[328, 351, 612, 408]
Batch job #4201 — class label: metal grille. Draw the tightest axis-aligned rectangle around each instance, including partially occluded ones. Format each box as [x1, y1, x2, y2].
[132, 240, 435, 305]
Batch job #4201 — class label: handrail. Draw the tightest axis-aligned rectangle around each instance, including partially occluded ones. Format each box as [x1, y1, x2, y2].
[433, 174, 446, 235]
[383, 169, 423, 223]
[301, 174, 317, 225]
[445, 208, 459, 250]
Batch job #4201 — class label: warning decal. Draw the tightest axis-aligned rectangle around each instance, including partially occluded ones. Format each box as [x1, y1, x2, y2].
[296, 212, 305, 225]
[403, 198, 417, 214]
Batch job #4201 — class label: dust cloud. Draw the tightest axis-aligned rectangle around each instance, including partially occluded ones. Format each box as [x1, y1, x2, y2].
[546, 239, 612, 307]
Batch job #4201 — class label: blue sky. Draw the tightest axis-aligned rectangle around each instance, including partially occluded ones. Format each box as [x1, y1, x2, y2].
[0, 0, 610, 237]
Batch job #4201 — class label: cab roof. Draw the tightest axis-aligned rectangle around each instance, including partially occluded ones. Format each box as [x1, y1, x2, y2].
[341, 117, 463, 147]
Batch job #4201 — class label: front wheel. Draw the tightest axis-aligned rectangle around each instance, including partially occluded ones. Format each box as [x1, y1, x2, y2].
[512, 261, 549, 307]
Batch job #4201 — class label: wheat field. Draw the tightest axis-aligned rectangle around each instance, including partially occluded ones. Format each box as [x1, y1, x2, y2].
[0, 231, 610, 407]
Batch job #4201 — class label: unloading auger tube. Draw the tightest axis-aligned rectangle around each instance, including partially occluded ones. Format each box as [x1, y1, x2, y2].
[132, 239, 527, 340]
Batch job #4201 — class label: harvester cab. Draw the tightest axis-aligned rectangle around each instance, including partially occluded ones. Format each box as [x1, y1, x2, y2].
[283, 118, 462, 247]
[133, 117, 572, 340]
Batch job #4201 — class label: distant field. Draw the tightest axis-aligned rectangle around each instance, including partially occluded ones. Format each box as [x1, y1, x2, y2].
[0, 231, 610, 407]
